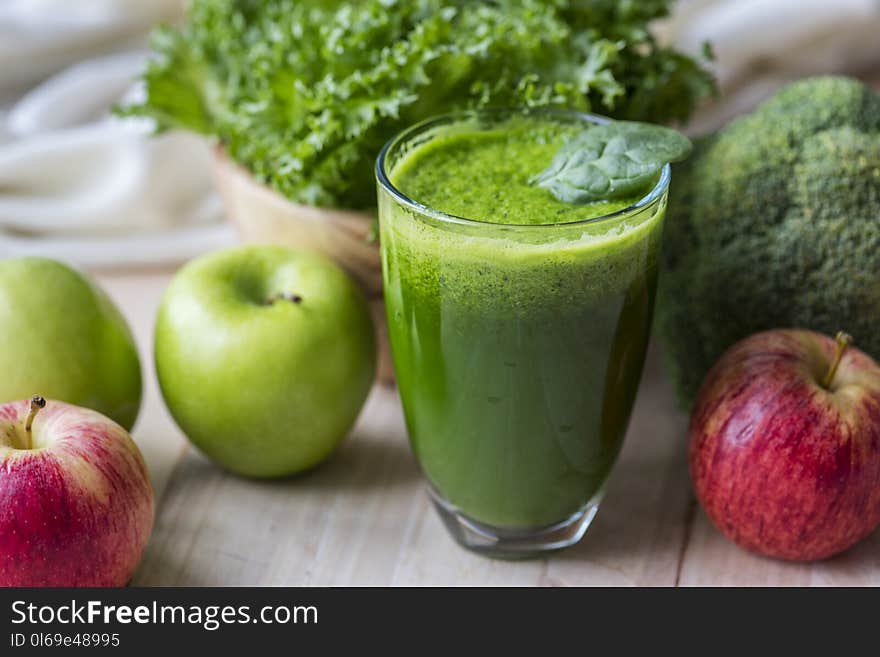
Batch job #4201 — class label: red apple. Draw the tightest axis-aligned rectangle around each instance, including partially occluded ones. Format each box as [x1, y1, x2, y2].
[0, 397, 154, 586]
[689, 329, 880, 561]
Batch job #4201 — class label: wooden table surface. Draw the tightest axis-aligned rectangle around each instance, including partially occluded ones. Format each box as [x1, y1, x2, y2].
[95, 268, 880, 587]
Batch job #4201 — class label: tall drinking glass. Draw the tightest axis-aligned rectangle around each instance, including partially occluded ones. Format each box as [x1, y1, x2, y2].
[376, 109, 669, 557]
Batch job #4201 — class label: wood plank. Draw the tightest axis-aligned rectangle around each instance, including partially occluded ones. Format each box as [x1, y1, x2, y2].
[105, 266, 880, 587]
[133, 387, 421, 586]
[134, 345, 694, 586]
[679, 497, 880, 586]
[94, 270, 189, 505]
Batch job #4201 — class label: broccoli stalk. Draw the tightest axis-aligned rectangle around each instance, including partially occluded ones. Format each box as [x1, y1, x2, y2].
[658, 76, 880, 406]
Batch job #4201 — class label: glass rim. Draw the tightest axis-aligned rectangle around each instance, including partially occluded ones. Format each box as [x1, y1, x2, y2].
[375, 107, 671, 230]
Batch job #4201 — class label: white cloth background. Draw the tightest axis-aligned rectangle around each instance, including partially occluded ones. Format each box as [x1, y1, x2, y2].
[1, 0, 878, 268]
[0, 0, 233, 268]
[0, 0, 182, 96]
[659, 0, 880, 132]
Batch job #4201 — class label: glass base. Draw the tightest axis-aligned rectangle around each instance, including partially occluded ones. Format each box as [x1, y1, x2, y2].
[428, 485, 602, 559]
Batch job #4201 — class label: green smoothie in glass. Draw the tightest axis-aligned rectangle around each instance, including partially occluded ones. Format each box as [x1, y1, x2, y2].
[376, 110, 671, 557]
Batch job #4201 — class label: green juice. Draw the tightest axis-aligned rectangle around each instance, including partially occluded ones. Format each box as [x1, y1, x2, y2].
[379, 113, 666, 531]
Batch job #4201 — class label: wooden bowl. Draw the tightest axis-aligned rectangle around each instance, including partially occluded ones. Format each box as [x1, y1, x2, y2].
[211, 149, 393, 384]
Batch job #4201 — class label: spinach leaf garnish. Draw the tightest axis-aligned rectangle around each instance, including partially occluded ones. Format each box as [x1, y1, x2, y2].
[532, 121, 692, 204]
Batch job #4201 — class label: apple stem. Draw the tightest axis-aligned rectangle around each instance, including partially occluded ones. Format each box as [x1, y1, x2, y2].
[24, 395, 46, 450]
[822, 331, 853, 389]
[265, 292, 303, 305]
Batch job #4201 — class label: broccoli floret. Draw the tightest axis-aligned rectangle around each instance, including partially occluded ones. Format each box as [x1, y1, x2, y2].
[658, 76, 880, 405]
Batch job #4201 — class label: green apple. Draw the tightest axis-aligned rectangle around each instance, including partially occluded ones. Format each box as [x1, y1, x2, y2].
[155, 246, 376, 478]
[0, 257, 142, 429]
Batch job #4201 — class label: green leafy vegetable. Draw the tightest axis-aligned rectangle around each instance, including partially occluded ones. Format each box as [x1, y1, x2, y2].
[532, 121, 692, 203]
[123, 0, 714, 210]
[658, 76, 880, 406]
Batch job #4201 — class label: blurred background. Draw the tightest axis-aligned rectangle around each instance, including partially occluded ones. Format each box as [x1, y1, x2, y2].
[1, 0, 879, 268]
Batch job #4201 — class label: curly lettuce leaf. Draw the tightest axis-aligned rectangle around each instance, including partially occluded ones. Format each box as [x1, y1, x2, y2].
[123, 0, 714, 209]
